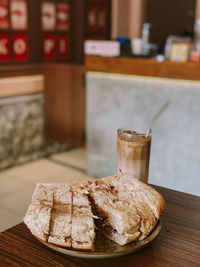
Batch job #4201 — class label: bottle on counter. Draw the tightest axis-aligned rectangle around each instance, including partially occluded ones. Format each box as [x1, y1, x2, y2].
[141, 23, 151, 56]
[194, 19, 200, 51]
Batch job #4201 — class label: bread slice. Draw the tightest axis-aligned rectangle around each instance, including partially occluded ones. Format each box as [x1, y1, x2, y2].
[98, 174, 158, 240]
[48, 184, 72, 247]
[52, 183, 72, 205]
[88, 179, 141, 246]
[24, 183, 54, 241]
[48, 204, 72, 247]
[24, 204, 52, 241]
[32, 183, 53, 207]
[71, 184, 95, 251]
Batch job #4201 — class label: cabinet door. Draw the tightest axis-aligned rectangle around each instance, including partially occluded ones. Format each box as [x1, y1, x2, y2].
[43, 63, 85, 147]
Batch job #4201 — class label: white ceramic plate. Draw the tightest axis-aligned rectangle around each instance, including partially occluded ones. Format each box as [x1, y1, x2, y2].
[37, 221, 161, 259]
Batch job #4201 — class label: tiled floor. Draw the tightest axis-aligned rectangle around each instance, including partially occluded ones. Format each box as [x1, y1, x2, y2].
[0, 148, 89, 233]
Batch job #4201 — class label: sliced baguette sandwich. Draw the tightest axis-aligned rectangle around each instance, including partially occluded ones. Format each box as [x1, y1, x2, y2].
[24, 173, 165, 250]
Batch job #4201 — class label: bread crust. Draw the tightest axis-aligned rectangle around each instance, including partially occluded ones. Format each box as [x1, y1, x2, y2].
[114, 174, 165, 218]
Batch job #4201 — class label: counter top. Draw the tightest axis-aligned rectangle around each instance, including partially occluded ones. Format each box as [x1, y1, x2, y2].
[85, 56, 200, 81]
[0, 185, 199, 266]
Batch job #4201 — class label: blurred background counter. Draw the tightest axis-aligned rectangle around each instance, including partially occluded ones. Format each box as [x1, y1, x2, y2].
[85, 56, 200, 80]
[85, 56, 200, 196]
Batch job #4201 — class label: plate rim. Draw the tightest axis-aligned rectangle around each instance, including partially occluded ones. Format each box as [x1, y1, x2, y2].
[36, 220, 161, 259]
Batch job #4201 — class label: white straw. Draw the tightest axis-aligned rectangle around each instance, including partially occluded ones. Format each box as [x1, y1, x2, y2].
[146, 100, 170, 137]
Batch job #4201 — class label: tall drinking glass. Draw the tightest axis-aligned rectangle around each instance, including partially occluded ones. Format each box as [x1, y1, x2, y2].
[117, 129, 151, 183]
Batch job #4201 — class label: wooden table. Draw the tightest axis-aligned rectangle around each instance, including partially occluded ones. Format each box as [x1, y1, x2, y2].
[0, 186, 199, 267]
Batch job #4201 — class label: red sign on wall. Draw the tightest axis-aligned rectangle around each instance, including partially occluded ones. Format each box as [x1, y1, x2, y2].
[42, 2, 56, 31]
[43, 34, 56, 60]
[88, 6, 97, 31]
[0, 33, 10, 61]
[57, 3, 70, 31]
[11, 0, 27, 30]
[58, 34, 69, 60]
[0, 0, 9, 29]
[13, 33, 28, 61]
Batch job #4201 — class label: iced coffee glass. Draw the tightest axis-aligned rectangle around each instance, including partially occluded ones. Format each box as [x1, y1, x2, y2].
[117, 129, 151, 183]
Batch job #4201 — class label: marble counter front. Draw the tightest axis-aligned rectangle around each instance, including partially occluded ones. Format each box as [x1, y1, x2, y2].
[86, 71, 200, 196]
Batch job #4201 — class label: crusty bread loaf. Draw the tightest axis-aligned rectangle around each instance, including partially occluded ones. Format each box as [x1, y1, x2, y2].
[24, 174, 165, 250]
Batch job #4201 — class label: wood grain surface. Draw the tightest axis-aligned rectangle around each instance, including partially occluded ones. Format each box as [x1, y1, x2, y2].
[85, 56, 200, 81]
[42, 63, 85, 147]
[0, 186, 199, 267]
